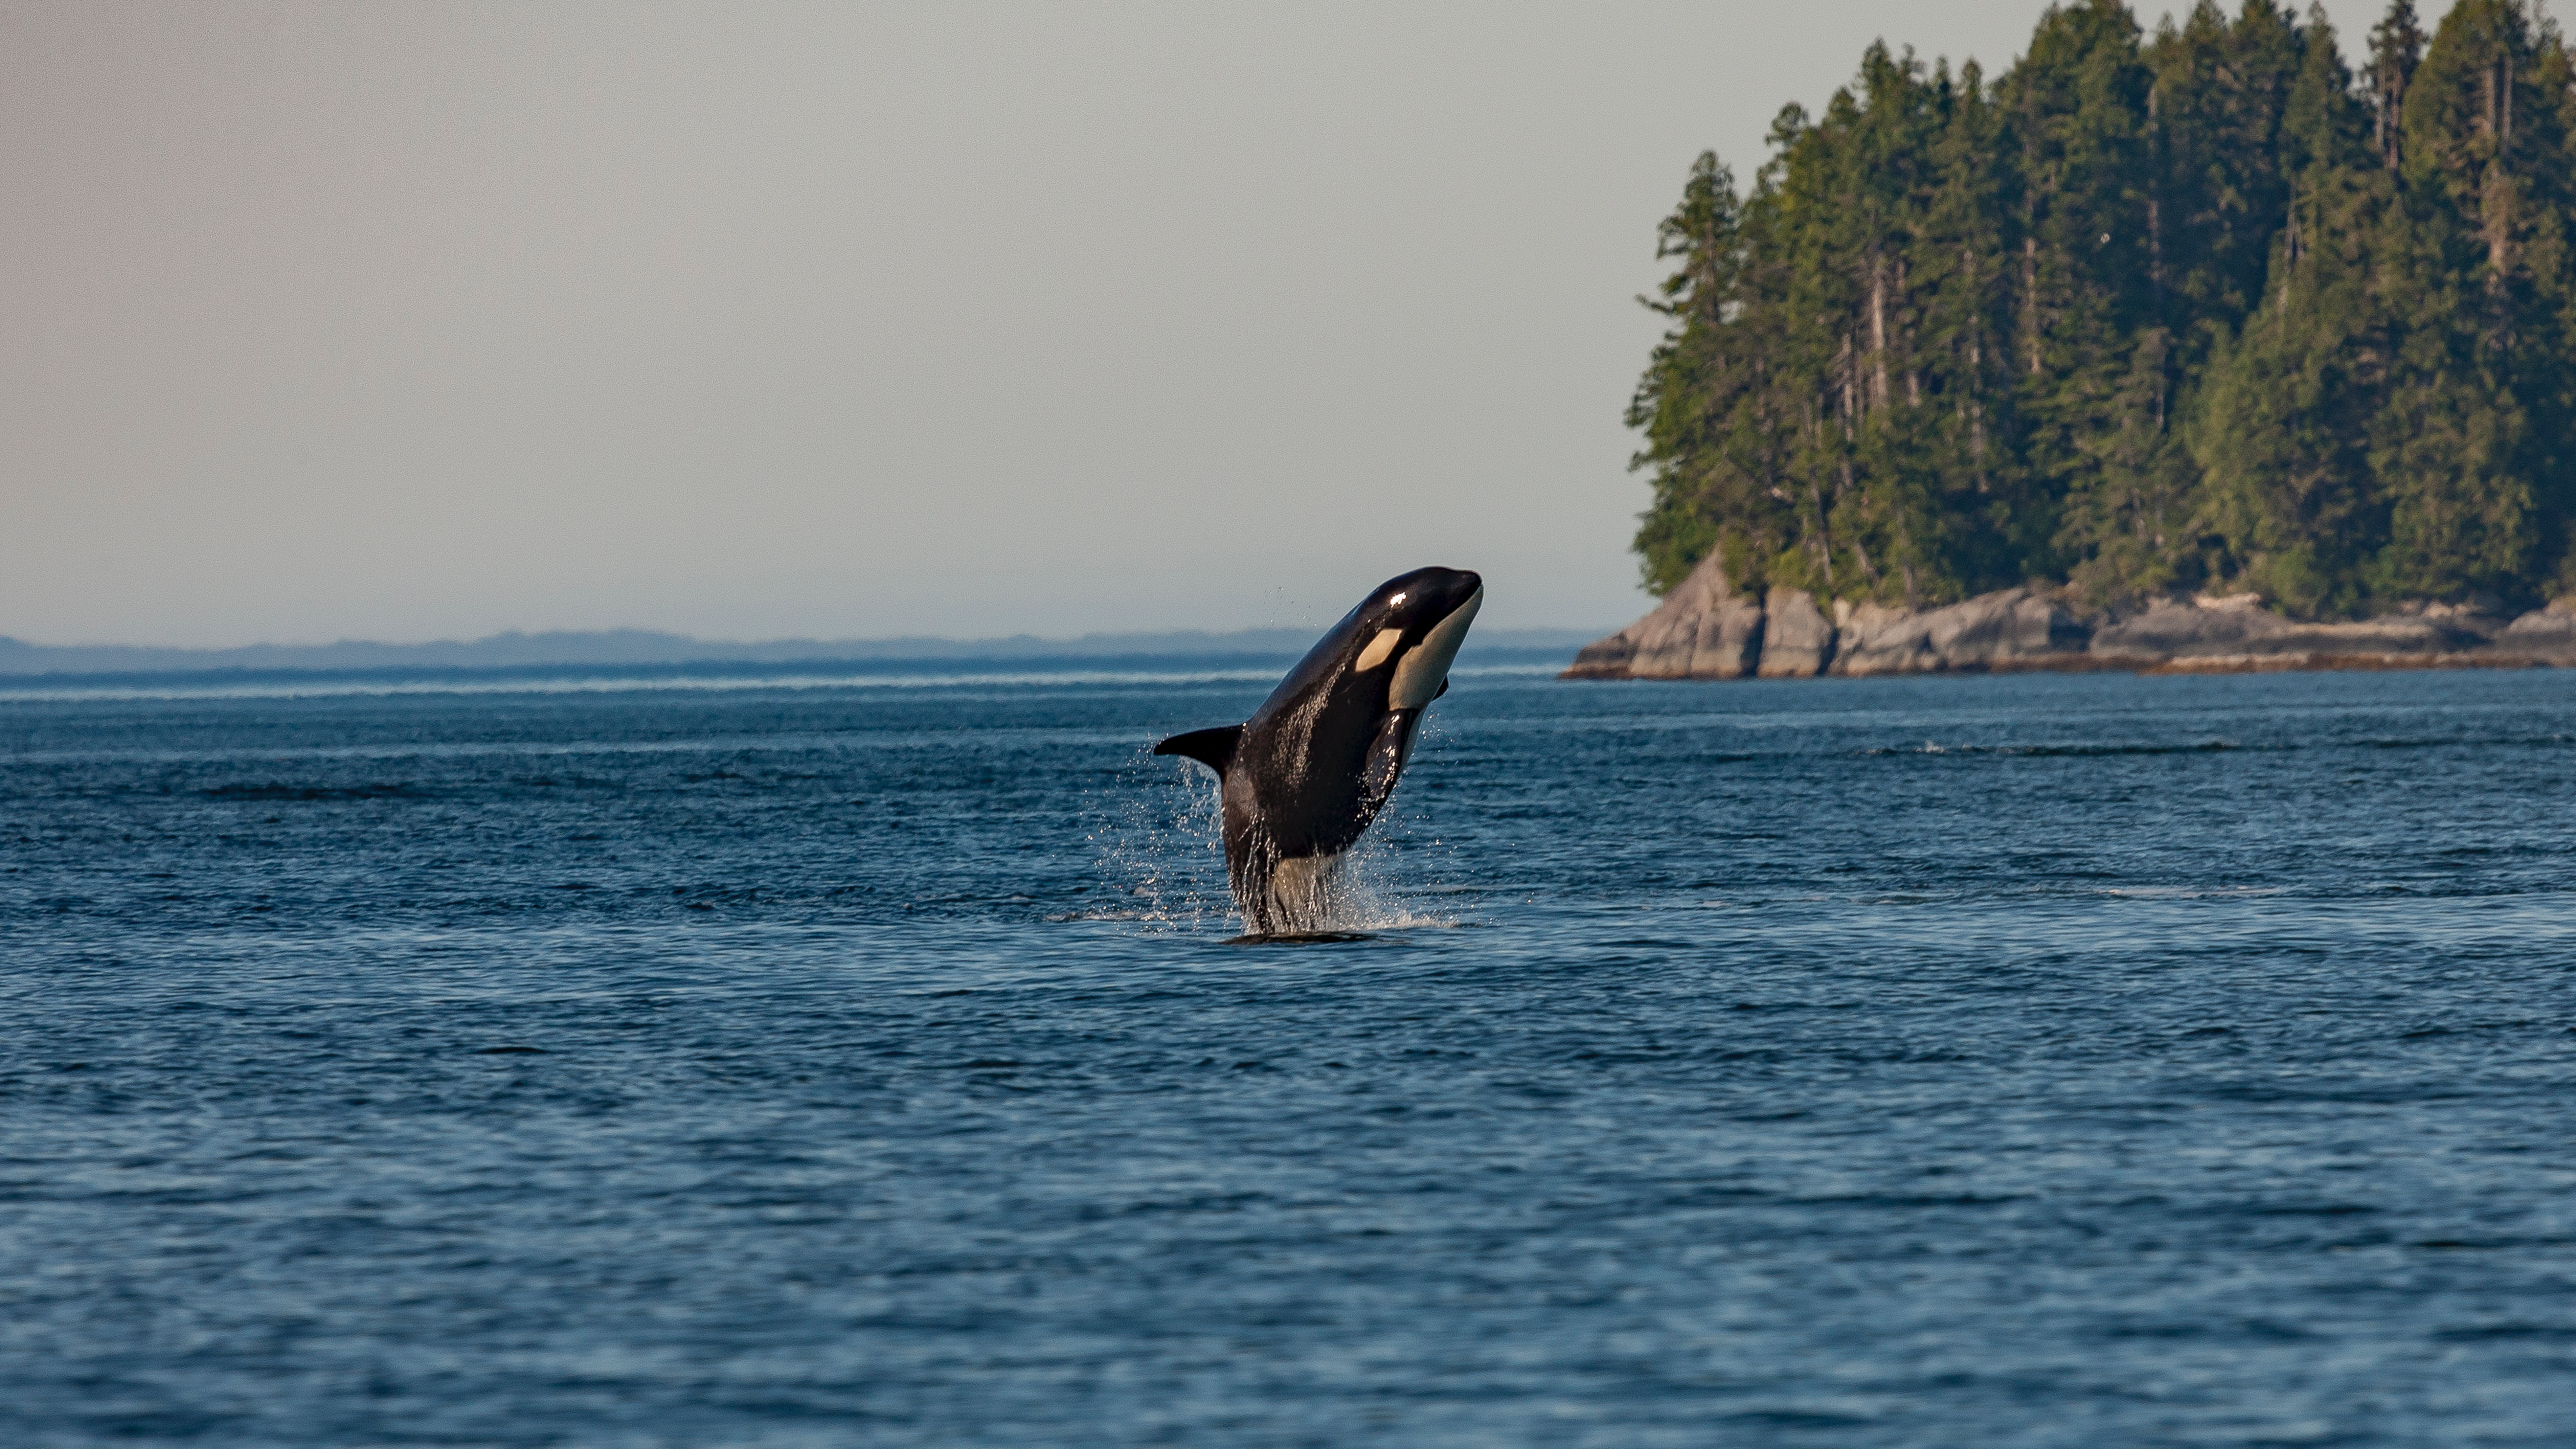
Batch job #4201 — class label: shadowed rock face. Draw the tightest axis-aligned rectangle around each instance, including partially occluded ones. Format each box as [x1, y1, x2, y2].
[2088, 599, 2502, 667]
[1565, 551, 1763, 681]
[1562, 562, 2576, 682]
[1833, 590, 2088, 676]
[1756, 589, 1835, 677]
[2498, 603, 2576, 664]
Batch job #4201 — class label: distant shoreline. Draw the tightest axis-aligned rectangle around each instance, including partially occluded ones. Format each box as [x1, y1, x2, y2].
[0, 627, 1606, 683]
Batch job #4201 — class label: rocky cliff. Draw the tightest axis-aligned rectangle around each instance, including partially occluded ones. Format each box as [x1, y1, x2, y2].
[1563, 554, 2576, 680]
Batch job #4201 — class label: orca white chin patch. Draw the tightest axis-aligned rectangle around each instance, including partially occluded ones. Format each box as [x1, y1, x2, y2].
[1354, 627, 1404, 672]
[1388, 587, 1482, 709]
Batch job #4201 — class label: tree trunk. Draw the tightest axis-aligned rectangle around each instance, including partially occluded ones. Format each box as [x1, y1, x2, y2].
[2023, 236, 2041, 376]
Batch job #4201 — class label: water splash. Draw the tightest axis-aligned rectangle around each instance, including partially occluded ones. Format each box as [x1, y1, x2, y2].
[1081, 743, 1232, 929]
[1290, 827, 1457, 934]
[1084, 741, 1458, 937]
[1328, 713, 1469, 932]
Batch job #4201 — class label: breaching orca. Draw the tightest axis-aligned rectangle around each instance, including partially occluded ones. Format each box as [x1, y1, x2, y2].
[1155, 566, 1482, 935]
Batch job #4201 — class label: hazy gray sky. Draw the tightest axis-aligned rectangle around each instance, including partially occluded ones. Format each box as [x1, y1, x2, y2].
[2, 1, 2428, 645]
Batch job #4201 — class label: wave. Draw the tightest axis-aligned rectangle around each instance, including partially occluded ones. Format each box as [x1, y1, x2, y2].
[1865, 739, 2240, 757]
[1863, 734, 2576, 758]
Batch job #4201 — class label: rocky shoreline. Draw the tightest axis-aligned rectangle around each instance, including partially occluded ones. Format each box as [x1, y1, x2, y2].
[1563, 551, 2576, 681]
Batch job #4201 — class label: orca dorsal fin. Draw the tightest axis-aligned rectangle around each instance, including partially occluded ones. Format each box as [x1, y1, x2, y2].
[1153, 724, 1244, 778]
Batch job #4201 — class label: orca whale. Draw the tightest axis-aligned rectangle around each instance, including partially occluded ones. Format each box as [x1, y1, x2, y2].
[1155, 566, 1482, 935]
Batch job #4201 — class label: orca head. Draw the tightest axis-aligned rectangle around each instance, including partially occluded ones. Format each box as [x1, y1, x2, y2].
[1344, 566, 1484, 708]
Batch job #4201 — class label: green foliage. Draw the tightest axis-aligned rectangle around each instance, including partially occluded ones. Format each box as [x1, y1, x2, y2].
[1627, 0, 2576, 615]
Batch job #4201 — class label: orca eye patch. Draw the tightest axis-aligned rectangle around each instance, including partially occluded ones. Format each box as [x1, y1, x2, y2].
[1354, 627, 1404, 671]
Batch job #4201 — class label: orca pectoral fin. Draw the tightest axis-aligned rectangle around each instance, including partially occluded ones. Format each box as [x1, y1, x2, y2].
[1357, 709, 1420, 818]
[1154, 724, 1244, 778]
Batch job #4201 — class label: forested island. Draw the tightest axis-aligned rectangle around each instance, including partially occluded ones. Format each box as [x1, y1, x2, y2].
[1575, 0, 2576, 680]
[1566, 0, 2576, 675]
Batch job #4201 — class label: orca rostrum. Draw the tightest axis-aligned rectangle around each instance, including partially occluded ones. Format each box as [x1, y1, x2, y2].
[1155, 567, 1483, 935]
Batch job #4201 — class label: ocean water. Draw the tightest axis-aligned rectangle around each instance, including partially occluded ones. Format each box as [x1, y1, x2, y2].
[6, 662, 2575, 1447]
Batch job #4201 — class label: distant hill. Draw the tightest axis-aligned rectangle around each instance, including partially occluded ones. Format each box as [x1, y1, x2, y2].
[0, 626, 1609, 680]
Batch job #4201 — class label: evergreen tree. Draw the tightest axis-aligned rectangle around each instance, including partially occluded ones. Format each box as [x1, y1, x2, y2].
[2372, 0, 2576, 601]
[1628, 151, 1749, 596]
[2367, 0, 2427, 172]
[2145, 1, 2305, 348]
[2192, 8, 2389, 616]
[2003, 0, 2168, 598]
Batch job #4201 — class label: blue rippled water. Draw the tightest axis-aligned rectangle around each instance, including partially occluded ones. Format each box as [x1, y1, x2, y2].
[7, 664, 2576, 1446]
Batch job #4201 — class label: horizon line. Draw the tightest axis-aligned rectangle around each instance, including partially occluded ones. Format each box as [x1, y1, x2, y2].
[0, 622, 1619, 653]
